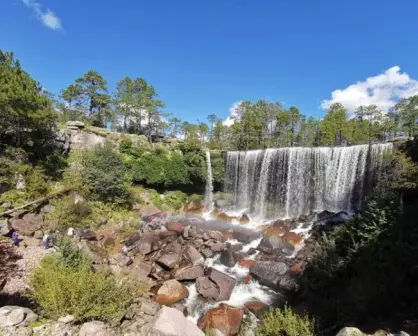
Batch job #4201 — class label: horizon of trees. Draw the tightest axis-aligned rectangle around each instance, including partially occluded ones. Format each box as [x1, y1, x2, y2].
[2, 49, 417, 149]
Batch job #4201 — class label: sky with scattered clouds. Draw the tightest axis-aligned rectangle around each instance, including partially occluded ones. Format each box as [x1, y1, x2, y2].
[2, 0, 418, 124]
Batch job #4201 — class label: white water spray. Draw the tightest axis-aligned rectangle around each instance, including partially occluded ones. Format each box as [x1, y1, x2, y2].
[204, 151, 214, 211]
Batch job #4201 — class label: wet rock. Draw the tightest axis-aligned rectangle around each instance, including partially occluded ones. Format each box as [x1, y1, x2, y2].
[198, 303, 243, 336]
[149, 306, 204, 336]
[238, 259, 256, 268]
[243, 275, 252, 284]
[247, 247, 257, 255]
[257, 235, 295, 255]
[210, 242, 226, 252]
[152, 264, 172, 281]
[201, 248, 214, 258]
[232, 227, 261, 244]
[58, 315, 75, 324]
[239, 213, 250, 224]
[156, 279, 189, 305]
[184, 199, 204, 214]
[79, 321, 115, 336]
[244, 301, 267, 317]
[233, 251, 247, 263]
[0, 219, 11, 236]
[207, 267, 236, 301]
[139, 299, 161, 316]
[174, 265, 204, 280]
[196, 277, 220, 300]
[184, 245, 204, 266]
[283, 231, 302, 245]
[220, 247, 236, 267]
[251, 261, 289, 288]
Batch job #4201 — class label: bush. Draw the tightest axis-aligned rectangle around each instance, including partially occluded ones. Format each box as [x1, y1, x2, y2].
[75, 143, 132, 205]
[45, 195, 92, 230]
[29, 242, 146, 322]
[26, 167, 50, 199]
[0, 189, 26, 207]
[256, 307, 316, 336]
[163, 191, 187, 210]
[188, 194, 203, 202]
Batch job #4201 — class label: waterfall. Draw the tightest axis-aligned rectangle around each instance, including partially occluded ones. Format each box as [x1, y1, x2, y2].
[205, 151, 214, 210]
[224, 143, 393, 219]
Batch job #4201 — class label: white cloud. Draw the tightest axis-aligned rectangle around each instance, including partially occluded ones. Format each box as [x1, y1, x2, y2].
[22, 0, 62, 30]
[223, 101, 243, 126]
[321, 66, 418, 112]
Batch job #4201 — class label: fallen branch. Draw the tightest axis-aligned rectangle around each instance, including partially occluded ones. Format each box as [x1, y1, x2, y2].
[0, 188, 71, 217]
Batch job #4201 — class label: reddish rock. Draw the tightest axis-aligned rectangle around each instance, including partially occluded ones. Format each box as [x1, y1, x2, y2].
[198, 304, 243, 336]
[239, 213, 250, 224]
[243, 275, 252, 284]
[284, 232, 302, 245]
[167, 222, 184, 232]
[217, 212, 232, 223]
[10, 213, 42, 236]
[238, 259, 256, 268]
[157, 252, 181, 270]
[174, 266, 204, 281]
[209, 208, 221, 218]
[244, 301, 267, 317]
[156, 279, 189, 305]
[290, 263, 303, 275]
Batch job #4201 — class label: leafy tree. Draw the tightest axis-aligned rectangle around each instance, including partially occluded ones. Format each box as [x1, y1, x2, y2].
[207, 114, 218, 138]
[198, 122, 209, 142]
[395, 95, 418, 137]
[0, 51, 57, 154]
[355, 104, 382, 143]
[169, 117, 182, 137]
[320, 103, 350, 146]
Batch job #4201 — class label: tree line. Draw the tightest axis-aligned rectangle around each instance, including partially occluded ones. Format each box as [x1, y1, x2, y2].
[2, 49, 417, 151]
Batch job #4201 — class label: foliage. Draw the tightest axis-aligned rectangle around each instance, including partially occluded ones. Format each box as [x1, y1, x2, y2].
[301, 150, 418, 332]
[0, 189, 26, 207]
[256, 306, 316, 336]
[76, 143, 132, 204]
[29, 242, 146, 322]
[188, 194, 204, 202]
[163, 190, 187, 210]
[25, 167, 50, 199]
[45, 196, 93, 230]
[209, 151, 225, 183]
[0, 51, 57, 156]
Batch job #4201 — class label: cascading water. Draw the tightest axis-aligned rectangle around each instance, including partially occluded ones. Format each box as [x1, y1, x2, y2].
[204, 151, 214, 211]
[224, 143, 393, 219]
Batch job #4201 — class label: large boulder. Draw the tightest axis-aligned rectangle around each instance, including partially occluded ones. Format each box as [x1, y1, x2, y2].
[75, 228, 97, 240]
[148, 306, 204, 336]
[250, 261, 289, 288]
[220, 246, 236, 267]
[139, 299, 161, 316]
[184, 200, 204, 214]
[336, 327, 365, 336]
[196, 277, 220, 301]
[10, 214, 43, 236]
[0, 219, 11, 236]
[157, 252, 181, 270]
[0, 306, 38, 327]
[175, 266, 204, 280]
[239, 213, 250, 224]
[207, 267, 236, 301]
[135, 235, 159, 255]
[184, 245, 204, 266]
[140, 204, 160, 217]
[79, 321, 115, 336]
[197, 303, 243, 336]
[232, 227, 261, 244]
[156, 279, 189, 305]
[257, 235, 294, 255]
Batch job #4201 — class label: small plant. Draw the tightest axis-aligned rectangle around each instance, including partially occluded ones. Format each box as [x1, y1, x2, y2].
[164, 190, 187, 210]
[188, 194, 203, 202]
[26, 167, 50, 199]
[256, 306, 316, 336]
[0, 189, 26, 207]
[29, 242, 147, 322]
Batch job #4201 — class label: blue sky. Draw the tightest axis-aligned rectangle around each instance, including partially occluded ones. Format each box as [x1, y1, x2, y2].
[2, 0, 418, 123]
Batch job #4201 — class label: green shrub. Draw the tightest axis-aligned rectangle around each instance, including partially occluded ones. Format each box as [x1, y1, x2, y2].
[164, 191, 187, 210]
[188, 194, 203, 202]
[77, 143, 132, 205]
[0, 189, 26, 207]
[26, 167, 50, 199]
[184, 151, 205, 183]
[209, 151, 225, 183]
[45, 195, 92, 230]
[29, 244, 146, 322]
[256, 307, 316, 336]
